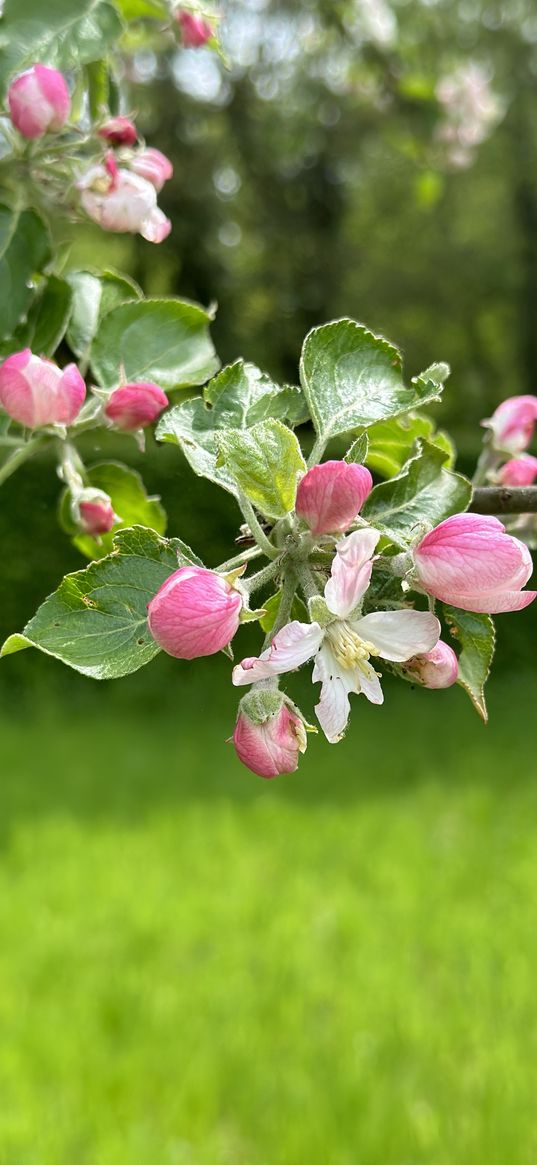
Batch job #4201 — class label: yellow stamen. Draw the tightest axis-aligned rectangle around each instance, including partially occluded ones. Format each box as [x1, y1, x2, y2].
[326, 621, 379, 671]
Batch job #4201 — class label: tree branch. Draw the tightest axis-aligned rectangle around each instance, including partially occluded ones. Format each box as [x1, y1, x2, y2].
[470, 487, 537, 514]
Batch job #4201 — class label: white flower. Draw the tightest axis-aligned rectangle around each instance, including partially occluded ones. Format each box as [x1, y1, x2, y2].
[77, 161, 171, 244]
[233, 529, 440, 743]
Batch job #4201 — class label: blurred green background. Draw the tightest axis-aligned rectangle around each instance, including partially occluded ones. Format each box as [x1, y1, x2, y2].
[2, 0, 537, 1160]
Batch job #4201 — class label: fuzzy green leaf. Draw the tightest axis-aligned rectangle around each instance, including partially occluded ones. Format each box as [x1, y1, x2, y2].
[157, 359, 306, 499]
[362, 441, 471, 548]
[216, 419, 306, 519]
[0, 0, 124, 96]
[66, 269, 142, 363]
[299, 318, 447, 442]
[366, 414, 455, 478]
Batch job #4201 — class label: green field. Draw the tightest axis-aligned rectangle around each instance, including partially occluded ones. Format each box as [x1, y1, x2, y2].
[0, 654, 536, 1164]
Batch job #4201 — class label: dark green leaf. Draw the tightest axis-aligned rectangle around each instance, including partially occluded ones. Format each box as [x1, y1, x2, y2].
[362, 441, 471, 547]
[66, 269, 142, 362]
[444, 607, 495, 723]
[91, 298, 219, 390]
[0, 526, 201, 679]
[5, 275, 72, 357]
[0, 206, 50, 339]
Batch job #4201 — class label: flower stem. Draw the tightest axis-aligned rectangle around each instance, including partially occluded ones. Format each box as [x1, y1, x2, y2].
[296, 562, 322, 602]
[472, 437, 502, 486]
[243, 558, 282, 596]
[0, 435, 49, 487]
[217, 545, 264, 573]
[307, 434, 327, 469]
[261, 567, 297, 648]
[238, 493, 279, 560]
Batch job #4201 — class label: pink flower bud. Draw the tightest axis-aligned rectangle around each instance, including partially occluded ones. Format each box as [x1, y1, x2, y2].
[104, 382, 168, 431]
[483, 395, 537, 454]
[8, 65, 70, 139]
[233, 693, 307, 778]
[72, 489, 117, 536]
[0, 349, 86, 428]
[413, 513, 537, 613]
[147, 566, 242, 659]
[130, 148, 173, 192]
[296, 460, 373, 536]
[77, 162, 171, 244]
[176, 9, 214, 47]
[98, 116, 138, 147]
[498, 454, 537, 487]
[402, 640, 459, 689]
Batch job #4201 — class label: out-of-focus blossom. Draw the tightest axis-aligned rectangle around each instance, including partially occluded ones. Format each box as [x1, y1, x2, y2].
[98, 116, 138, 147]
[77, 157, 171, 243]
[130, 147, 173, 192]
[0, 350, 85, 428]
[8, 65, 70, 138]
[483, 395, 537, 454]
[436, 62, 503, 168]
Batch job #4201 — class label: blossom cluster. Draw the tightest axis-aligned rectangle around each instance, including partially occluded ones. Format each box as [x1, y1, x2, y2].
[144, 457, 535, 780]
[436, 61, 503, 169]
[2, 6, 215, 247]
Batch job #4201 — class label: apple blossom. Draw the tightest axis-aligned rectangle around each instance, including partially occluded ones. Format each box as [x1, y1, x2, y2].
[413, 513, 537, 613]
[104, 383, 169, 431]
[98, 116, 138, 147]
[401, 641, 458, 689]
[7, 65, 70, 139]
[233, 529, 440, 742]
[233, 690, 307, 778]
[498, 455, 537, 487]
[130, 148, 173, 192]
[0, 350, 86, 428]
[176, 9, 213, 47]
[72, 489, 118, 536]
[295, 460, 373, 536]
[148, 566, 243, 659]
[77, 159, 171, 244]
[482, 395, 537, 454]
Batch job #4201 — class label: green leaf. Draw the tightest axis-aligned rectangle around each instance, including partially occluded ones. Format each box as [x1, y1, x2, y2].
[443, 607, 495, 723]
[156, 359, 306, 499]
[58, 461, 167, 559]
[362, 441, 471, 548]
[299, 319, 447, 442]
[66, 269, 142, 363]
[91, 298, 219, 390]
[0, 526, 200, 679]
[259, 591, 308, 634]
[114, 0, 168, 18]
[366, 414, 455, 478]
[0, 207, 51, 339]
[216, 419, 306, 519]
[4, 275, 72, 357]
[0, 0, 124, 96]
[345, 433, 369, 465]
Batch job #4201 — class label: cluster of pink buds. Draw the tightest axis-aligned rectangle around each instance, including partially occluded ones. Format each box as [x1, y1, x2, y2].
[478, 394, 537, 535]
[144, 455, 536, 780]
[77, 153, 172, 244]
[5, 63, 174, 246]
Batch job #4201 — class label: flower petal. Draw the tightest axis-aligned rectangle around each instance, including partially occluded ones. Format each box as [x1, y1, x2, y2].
[315, 677, 351, 743]
[232, 620, 323, 686]
[324, 527, 380, 618]
[354, 609, 440, 661]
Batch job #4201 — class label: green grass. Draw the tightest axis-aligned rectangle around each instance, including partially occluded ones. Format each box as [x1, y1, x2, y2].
[1, 656, 537, 1164]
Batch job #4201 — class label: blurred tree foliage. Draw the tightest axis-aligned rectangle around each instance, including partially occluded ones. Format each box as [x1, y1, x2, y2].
[105, 0, 537, 457]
